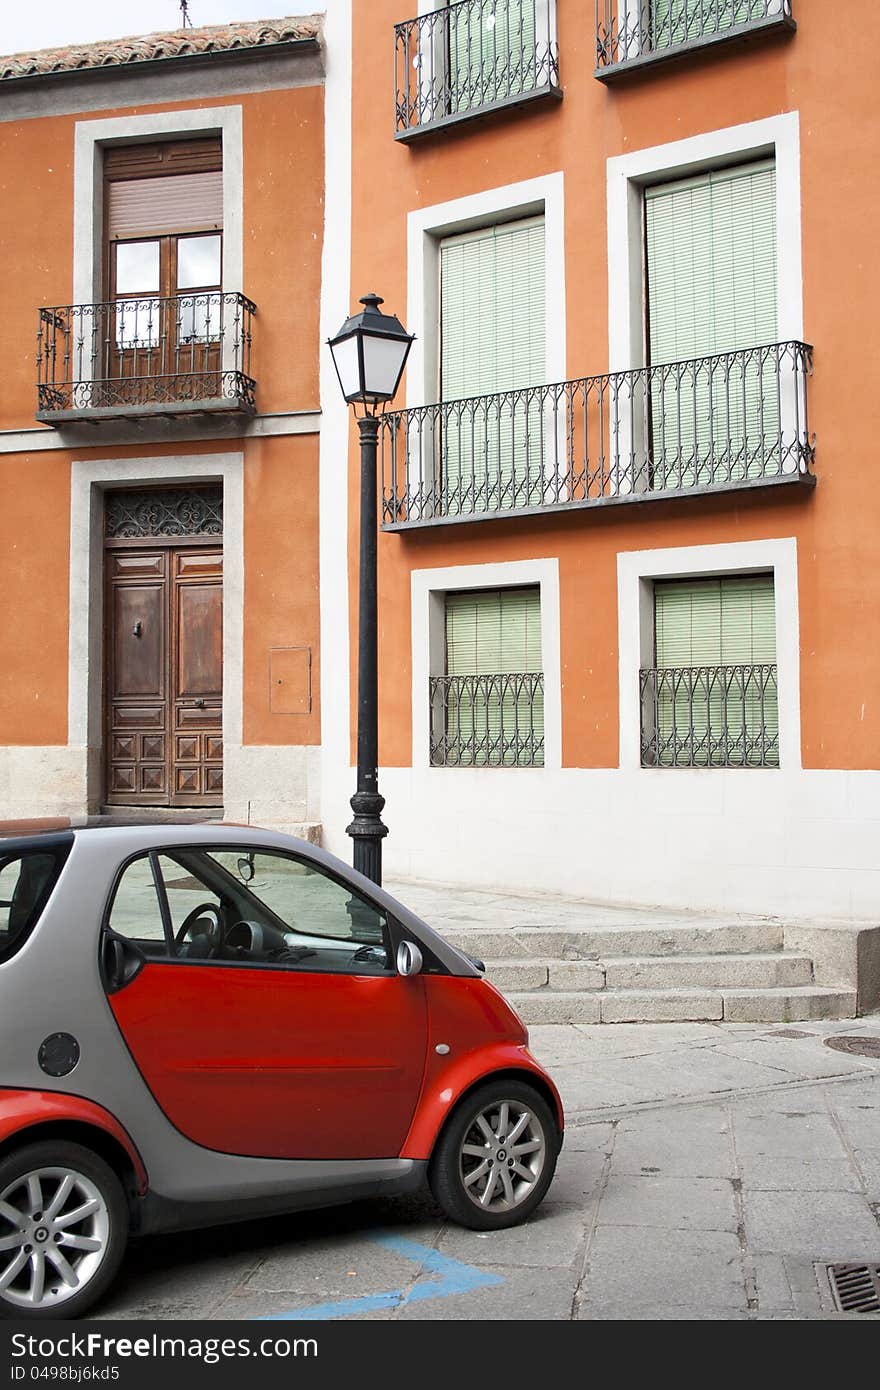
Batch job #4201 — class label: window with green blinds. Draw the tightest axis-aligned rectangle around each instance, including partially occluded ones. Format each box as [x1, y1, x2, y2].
[436, 587, 544, 767]
[645, 161, 778, 488]
[448, 1, 540, 113]
[440, 218, 545, 512]
[649, 575, 779, 767]
[650, 0, 771, 51]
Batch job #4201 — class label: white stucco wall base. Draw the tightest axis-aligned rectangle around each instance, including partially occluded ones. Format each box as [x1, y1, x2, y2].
[223, 744, 322, 828]
[320, 766, 880, 922]
[0, 747, 91, 818]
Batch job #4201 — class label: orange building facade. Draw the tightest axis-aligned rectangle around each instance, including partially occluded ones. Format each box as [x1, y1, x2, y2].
[317, 0, 880, 918]
[0, 18, 326, 834]
[1, 3, 878, 924]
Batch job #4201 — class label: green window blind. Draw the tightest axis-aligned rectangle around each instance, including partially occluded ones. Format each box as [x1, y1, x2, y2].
[652, 575, 778, 766]
[440, 218, 545, 512]
[650, 1, 770, 51]
[448, 1, 539, 112]
[442, 587, 544, 766]
[645, 161, 778, 488]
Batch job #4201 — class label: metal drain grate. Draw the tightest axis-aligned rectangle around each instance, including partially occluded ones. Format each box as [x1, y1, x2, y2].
[826, 1263, 880, 1313]
[823, 1035, 880, 1059]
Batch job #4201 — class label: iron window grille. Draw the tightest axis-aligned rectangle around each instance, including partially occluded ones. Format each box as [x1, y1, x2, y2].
[104, 486, 223, 541]
[36, 292, 256, 420]
[381, 340, 813, 528]
[430, 672, 545, 767]
[639, 663, 779, 768]
[595, 0, 795, 75]
[395, 0, 560, 137]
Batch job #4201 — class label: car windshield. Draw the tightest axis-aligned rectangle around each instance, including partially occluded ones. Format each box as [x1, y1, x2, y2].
[0, 845, 70, 963]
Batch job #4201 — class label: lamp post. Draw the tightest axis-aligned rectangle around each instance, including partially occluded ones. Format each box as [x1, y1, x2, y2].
[328, 294, 414, 886]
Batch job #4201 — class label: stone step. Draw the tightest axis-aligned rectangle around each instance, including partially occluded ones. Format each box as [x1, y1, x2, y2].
[486, 952, 814, 993]
[507, 986, 858, 1026]
[448, 920, 784, 962]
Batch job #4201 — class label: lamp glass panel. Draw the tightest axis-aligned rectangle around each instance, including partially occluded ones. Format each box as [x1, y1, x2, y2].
[331, 335, 363, 400]
[362, 335, 410, 399]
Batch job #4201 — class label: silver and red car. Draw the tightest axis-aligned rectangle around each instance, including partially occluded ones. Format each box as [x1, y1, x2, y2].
[0, 822, 563, 1319]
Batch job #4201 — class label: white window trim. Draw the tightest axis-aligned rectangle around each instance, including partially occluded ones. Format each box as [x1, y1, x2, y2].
[73, 106, 244, 307]
[617, 538, 801, 772]
[412, 558, 561, 771]
[406, 172, 566, 407]
[606, 111, 803, 372]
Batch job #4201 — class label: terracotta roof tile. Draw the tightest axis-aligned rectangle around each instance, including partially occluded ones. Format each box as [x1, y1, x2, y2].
[0, 15, 322, 82]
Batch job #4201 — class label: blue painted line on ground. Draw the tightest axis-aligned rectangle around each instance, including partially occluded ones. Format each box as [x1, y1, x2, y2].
[260, 1232, 504, 1321]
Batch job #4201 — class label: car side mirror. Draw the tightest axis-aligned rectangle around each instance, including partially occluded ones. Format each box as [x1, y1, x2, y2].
[396, 940, 423, 978]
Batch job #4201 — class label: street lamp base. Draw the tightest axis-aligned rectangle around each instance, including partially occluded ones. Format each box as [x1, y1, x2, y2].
[347, 789, 388, 886]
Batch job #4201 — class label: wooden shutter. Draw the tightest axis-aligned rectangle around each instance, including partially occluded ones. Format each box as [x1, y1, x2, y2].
[439, 218, 545, 510]
[104, 138, 223, 241]
[443, 586, 543, 767]
[445, 587, 542, 675]
[645, 161, 777, 487]
[646, 160, 777, 363]
[653, 575, 778, 767]
[448, 0, 539, 107]
[440, 217, 545, 400]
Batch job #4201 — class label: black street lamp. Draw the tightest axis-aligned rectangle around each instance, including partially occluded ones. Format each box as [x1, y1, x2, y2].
[328, 294, 414, 886]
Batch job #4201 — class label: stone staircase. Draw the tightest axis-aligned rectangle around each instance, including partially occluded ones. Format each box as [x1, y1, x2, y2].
[442, 921, 858, 1024]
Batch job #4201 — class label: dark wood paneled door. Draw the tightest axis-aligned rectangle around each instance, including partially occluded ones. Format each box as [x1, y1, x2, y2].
[105, 544, 223, 806]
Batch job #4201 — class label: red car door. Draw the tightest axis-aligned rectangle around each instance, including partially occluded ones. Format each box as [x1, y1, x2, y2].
[104, 848, 428, 1161]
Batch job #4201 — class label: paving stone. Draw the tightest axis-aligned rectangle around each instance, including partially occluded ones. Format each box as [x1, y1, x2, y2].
[611, 1106, 734, 1179]
[733, 1108, 847, 1161]
[832, 1092, 880, 1151]
[437, 1202, 587, 1269]
[712, 1036, 867, 1079]
[737, 1152, 860, 1193]
[562, 1122, 616, 1153]
[547, 1148, 607, 1205]
[851, 1148, 880, 1195]
[750, 1253, 794, 1311]
[743, 1190, 880, 1259]
[245, 1232, 424, 1296]
[597, 1175, 738, 1232]
[578, 1301, 751, 1320]
[396, 1266, 578, 1321]
[581, 1226, 748, 1310]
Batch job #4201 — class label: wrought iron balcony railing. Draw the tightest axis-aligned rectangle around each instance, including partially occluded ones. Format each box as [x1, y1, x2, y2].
[382, 340, 813, 528]
[36, 292, 256, 422]
[395, 0, 560, 138]
[595, 0, 795, 78]
[430, 672, 545, 767]
[640, 663, 779, 768]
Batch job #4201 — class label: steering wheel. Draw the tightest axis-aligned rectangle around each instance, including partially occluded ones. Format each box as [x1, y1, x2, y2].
[175, 902, 223, 956]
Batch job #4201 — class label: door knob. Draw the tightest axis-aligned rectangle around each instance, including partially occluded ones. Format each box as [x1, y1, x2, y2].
[132, 621, 142, 638]
[193, 698, 206, 709]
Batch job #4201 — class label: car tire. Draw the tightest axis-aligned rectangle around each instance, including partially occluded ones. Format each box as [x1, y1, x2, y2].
[429, 1079, 560, 1231]
[0, 1140, 129, 1320]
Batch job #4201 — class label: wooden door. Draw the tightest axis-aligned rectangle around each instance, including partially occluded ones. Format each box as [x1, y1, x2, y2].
[105, 545, 223, 807]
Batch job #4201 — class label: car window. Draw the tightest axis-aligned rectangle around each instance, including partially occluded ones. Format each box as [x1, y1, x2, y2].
[157, 848, 393, 974]
[156, 854, 223, 942]
[0, 847, 70, 963]
[106, 854, 168, 955]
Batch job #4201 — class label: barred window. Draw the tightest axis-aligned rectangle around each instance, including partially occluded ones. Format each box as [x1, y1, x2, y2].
[641, 573, 779, 768]
[431, 587, 544, 767]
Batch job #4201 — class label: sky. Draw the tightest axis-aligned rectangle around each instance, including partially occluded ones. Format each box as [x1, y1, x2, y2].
[1, 0, 331, 58]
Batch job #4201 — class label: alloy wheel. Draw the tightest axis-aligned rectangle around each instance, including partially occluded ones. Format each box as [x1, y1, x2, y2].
[0, 1167, 110, 1311]
[458, 1099, 547, 1213]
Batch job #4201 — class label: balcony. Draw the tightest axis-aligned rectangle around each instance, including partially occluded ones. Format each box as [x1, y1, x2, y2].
[395, 0, 561, 140]
[640, 663, 779, 768]
[36, 292, 256, 424]
[429, 672, 545, 767]
[382, 340, 814, 529]
[595, 1, 795, 80]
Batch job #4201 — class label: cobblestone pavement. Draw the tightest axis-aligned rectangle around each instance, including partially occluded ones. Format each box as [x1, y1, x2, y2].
[98, 1015, 880, 1321]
